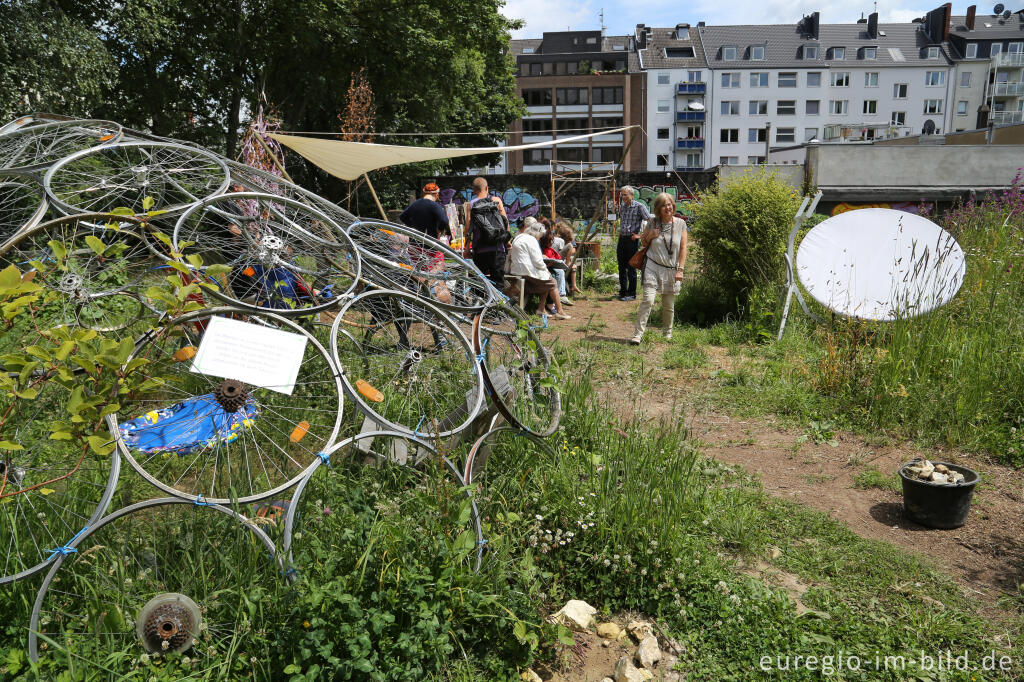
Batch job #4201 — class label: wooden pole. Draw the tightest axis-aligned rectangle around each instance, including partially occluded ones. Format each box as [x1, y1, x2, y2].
[550, 162, 556, 223]
[363, 172, 388, 220]
[253, 132, 296, 184]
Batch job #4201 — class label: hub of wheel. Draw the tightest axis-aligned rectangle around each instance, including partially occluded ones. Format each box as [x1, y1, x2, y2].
[57, 273, 90, 303]
[132, 164, 150, 188]
[135, 593, 201, 654]
[257, 234, 284, 266]
[398, 349, 422, 375]
[213, 379, 248, 412]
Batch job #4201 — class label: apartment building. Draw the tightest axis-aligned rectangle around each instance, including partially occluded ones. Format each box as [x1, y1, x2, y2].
[946, 5, 1024, 129]
[508, 31, 645, 173]
[634, 23, 710, 171]
[699, 12, 955, 166]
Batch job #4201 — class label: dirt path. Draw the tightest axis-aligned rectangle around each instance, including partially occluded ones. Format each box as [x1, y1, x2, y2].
[543, 294, 1024, 605]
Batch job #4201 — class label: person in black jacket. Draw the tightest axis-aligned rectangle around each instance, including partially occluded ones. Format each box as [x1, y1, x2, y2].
[399, 182, 450, 240]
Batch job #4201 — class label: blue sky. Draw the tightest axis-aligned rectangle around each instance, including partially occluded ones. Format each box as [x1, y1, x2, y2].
[502, 1, 1001, 37]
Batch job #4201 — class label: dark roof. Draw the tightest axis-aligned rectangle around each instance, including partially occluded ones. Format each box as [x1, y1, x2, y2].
[698, 21, 953, 69]
[510, 39, 542, 57]
[949, 13, 1024, 40]
[636, 27, 709, 69]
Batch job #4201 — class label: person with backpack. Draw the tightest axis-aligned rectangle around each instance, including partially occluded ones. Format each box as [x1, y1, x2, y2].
[465, 177, 511, 289]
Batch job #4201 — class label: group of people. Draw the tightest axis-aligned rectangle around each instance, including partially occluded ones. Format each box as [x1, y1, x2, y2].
[398, 178, 688, 338]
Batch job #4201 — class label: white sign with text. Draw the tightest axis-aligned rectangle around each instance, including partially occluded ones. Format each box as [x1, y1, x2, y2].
[191, 316, 308, 395]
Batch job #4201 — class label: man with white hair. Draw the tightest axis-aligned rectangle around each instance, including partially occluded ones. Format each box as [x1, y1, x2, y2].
[616, 186, 650, 301]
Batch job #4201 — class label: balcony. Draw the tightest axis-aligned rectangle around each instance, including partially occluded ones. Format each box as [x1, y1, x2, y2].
[676, 139, 705, 149]
[994, 52, 1024, 67]
[676, 111, 705, 122]
[675, 166, 704, 172]
[993, 82, 1024, 96]
[991, 110, 1024, 125]
[677, 82, 707, 94]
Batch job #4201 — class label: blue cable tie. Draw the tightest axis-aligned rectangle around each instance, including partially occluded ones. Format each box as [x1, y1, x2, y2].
[282, 567, 298, 577]
[317, 451, 331, 466]
[476, 539, 488, 547]
[413, 415, 426, 439]
[47, 526, 89, 557]
[193, 495, 211, 507]
[475, 337, 489, 365]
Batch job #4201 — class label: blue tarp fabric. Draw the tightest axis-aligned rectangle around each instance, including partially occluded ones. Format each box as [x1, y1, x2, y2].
[118, 394, 260, 456]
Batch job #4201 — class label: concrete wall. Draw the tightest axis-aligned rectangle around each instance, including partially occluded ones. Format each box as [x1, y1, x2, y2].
[807, 143, 1024, 200]
[718, 164, 805, 190]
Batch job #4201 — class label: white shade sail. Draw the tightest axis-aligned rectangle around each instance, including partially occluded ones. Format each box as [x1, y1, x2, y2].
[269, 127, 637, 181]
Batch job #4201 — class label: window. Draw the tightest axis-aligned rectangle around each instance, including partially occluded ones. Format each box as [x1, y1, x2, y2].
[665, 47, 695, 58]
[891, 111, 906, 125]
[778, 72, 797, 87]
[830, 99, 848, 114]
[893, 83, 908, 99]
[528, 63, 542, 75]
[687, 70, 702, 82]
[565, 61, 578, 74]
[657, 72, 670, 85]
[651, 154, 668, 167]
[593, 87, 623, 104]
[862, 47, 877, 59]
[926, 46, 940, 58]
[524, 148, 553, 165]
[721, 72, 740, 88]
[612, 43, 625, 50]
[720, 128, 739, 143]
[593, 116, 623, 128]
[991, 43, 1002, 57]
[522, 119, 553, 133]
[585, 36, 597, 44]
[803, 45, 819, 59]
[864, 72, 879, 87]
[805, 127, 818, 142]
[830, 47, 846, 60]
[924, 99, 943, 114]
[747, 155, 764, 164]
[807, 72, 822, 87]
[750, 72, 769, 87]
[747, 128, 766, 142]
[957, 100, 968, 115]
[683, 152, 702, 167]
[863, 100, 877, 114]
[522, 89, 552, 106]
[1009, 42, 1023, 54]
[720, 100, 739, 115]
[682, 125, 701, 138]
[775, 127, 795, 143]
[719, 156, 738, 165]
[657, 128, 670, 140]
[593, 147, 623, 162]
[722, 45, 738, 60]
[559, 147, 589, 162]
[750, 45, 765, 60]
[555, 88, 588, 105]
[521, 47, 534, 55]
[806, 99, 820, 114]
[831, 72, 850, 87]
[965, 43, 978, 58]
[777, 100, 796, 115]
[556, 118, 588, 132]
[925, 71, 945, 86]
[960, 72, 972, 87]
[748, 100, 768, 115]
[657, 100, 670, 113]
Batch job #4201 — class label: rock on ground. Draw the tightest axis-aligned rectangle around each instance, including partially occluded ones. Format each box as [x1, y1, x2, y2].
[550, 599, 598, 631]
[635, 635, 662, 669]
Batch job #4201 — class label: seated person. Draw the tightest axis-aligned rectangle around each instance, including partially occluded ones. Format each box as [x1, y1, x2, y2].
[539, 229, 571, 306]
[506, 222, 570, 320]
[554, 222, 582, 296]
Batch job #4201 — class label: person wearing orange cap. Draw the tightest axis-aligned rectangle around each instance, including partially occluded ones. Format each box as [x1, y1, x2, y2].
[399, 182, 450, 240]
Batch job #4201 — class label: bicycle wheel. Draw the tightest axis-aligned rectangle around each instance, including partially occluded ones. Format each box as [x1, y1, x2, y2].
[473, 303, 561, 437]
[171, 192, 360, 315]
[108, 307, 343, 503]
[44, 141, 229, 218]
[0, 175, 47, 247]
[225, 162, 358, 231]
[347, 220, 494, 313]
[330, 289, 484, 439]
[0, 380, 120, 585]
[0, 119, 123, 174]
[0, 215, 166, 353]
[283, 432, 485, 573]
[28, 498, 280, 668]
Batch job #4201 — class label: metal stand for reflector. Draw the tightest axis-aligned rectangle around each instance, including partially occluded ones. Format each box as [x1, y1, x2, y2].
[777, 190, 823, 340]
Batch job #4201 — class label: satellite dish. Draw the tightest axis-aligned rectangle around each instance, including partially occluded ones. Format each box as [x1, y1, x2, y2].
[993, 3, 1004, 14]
[795, 208, 966, 321]
[1002, 9, 1011, 18]
[688, 101, 705, 111]
[922, 119, 936, 134]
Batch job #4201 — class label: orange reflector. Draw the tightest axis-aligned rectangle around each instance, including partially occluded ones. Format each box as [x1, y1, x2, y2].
[355, 379, 384, 403]
[398, 262, 413, 270]
[173, 346, 197, 362]
[290, 421, 310, 443]
[99, 134, 115, 142]
[377, 228, 396, 236]
[242, 267, 256, 276]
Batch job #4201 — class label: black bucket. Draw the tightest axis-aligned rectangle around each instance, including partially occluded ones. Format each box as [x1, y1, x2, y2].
[898, 461, 979, 529]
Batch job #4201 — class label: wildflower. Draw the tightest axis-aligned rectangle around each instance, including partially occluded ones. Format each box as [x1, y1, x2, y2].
[535, 514, 543, 521]
[303, 620, 311, 629]
[603, 559, 611, 566]
[140, 653, 150, 665]
[322, 506, 331, 516]
[161, 640, 169, 651]
[729, 594, 741, 604]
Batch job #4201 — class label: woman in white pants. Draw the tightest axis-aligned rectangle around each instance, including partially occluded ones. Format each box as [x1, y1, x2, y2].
[630, 193, 688, 344]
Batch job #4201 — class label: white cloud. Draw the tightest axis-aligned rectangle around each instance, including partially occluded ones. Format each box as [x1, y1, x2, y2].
[502, 0, 600, 38]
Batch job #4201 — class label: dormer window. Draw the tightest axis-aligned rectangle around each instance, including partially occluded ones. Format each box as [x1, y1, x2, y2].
[991, 43, 1003, 56]
[926, 46, 940, 58]
[722, 45, 738, 60]
[861, 46, 877, 59]
[586, 37, 598, 45]
[829, 46, 845, 60]
[803, 44, 820, 59]
[522, 47, 535, 54]
[750, 45, 765, 60]
[965, 43, 978, 58]
[612, 44, 625, 50]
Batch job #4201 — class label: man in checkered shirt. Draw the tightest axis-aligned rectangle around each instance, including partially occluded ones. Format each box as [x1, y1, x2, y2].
[616, 186, 650, 300]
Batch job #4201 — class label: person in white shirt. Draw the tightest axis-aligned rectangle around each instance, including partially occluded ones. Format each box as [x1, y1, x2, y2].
[507, 222, 570, 320]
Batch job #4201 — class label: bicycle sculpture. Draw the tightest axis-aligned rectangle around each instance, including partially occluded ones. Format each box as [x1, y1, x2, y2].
[0, 114, 561, 667]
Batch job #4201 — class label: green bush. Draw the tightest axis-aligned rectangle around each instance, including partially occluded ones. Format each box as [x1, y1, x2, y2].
[690, 169, 802, 323]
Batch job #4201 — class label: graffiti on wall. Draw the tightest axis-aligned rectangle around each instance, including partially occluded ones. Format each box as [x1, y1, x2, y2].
[831, 201, 934, 217]
[438, 186, 541, 223]
[626, 185, 695, 219]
